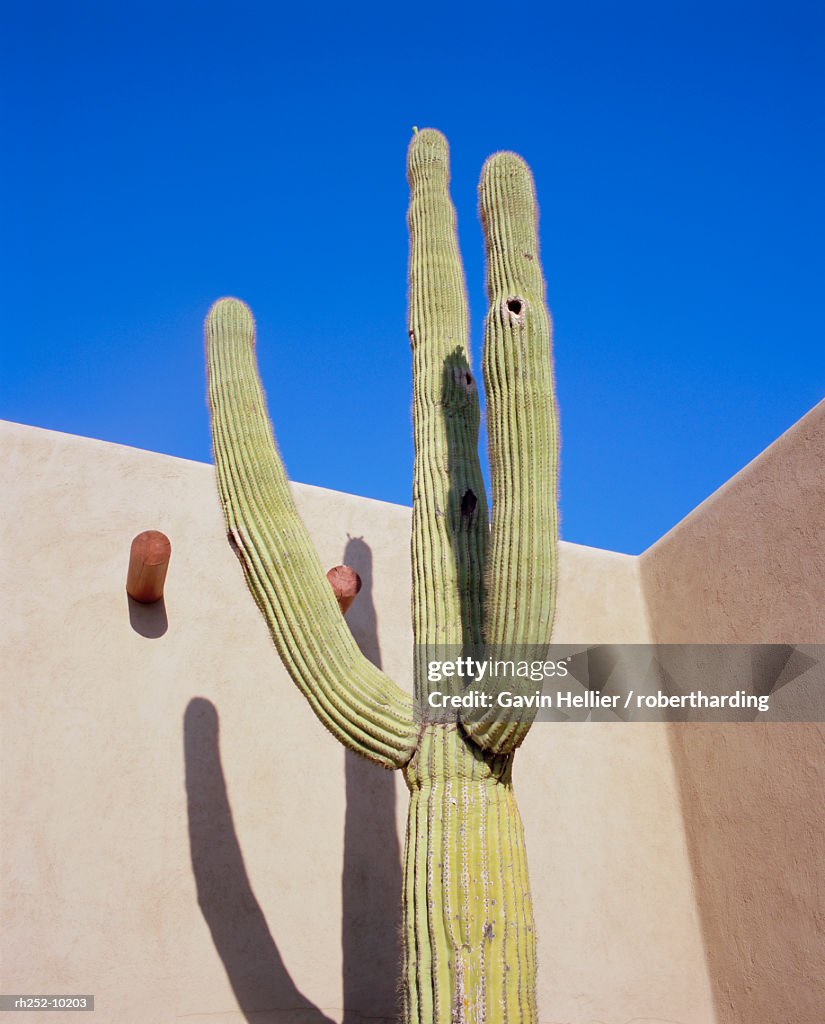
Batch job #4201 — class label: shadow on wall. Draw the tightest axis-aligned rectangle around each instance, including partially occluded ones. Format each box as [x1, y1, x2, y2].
[184, 698, 336, 1024]
[128, 594, 168, 638]
[183, 536, 403, 1024]
[642, 399, 825, 1024]
[667, 723, 825, 1024]
[341, 536, 402, 1023]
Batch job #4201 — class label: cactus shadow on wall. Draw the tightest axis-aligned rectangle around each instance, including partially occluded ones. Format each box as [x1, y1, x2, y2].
[184, 698, 336, 1024]
[340, 536, 402, 1022]
[183, 536, 402, 1023]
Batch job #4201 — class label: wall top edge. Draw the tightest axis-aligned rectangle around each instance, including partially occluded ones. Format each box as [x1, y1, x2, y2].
[12, 401, 821, 563]
[0, 418, 404, 516]
[640, 398, 825, 560]
[3, 418, 645, 561]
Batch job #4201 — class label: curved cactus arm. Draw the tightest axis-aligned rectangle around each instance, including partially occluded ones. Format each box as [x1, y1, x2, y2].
[460, 152, 560, 754]
[407, 128, 489, 659]
[206, 298, 418, 770]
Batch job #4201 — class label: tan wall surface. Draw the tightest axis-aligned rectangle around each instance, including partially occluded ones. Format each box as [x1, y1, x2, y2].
[2, 417, 740, 1024]
[641, 400, 825, 1024]
[642, 399, 825, 645]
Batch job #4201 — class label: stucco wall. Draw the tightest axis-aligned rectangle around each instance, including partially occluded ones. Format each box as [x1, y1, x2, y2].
[641, 399, 825, 1024]
[12, 410, 825, 1022]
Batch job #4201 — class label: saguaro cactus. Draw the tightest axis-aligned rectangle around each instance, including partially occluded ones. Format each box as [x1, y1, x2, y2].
[205, 128, 558, 1023]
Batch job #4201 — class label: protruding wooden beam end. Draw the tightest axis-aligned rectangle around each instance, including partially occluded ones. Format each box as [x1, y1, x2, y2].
[326, 564, 362, 615]
[127, 530, 171, 604]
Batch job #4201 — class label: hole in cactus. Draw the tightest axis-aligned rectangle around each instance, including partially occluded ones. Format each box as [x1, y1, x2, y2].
[503, 297, 526, 324]
[461, 489, 477, 519]
[453, 364, 475, 395]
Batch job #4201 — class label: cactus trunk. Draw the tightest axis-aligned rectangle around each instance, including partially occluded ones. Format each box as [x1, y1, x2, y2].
[205, 127, 558, 1023]
[402, 727, 536, 1023]
[402, 128, 550, 1021]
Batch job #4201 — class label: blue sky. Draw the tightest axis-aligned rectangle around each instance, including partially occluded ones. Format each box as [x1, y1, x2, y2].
[4, 1, 823, 554]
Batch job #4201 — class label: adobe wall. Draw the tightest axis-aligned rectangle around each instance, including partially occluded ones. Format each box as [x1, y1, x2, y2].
[1, 417, 725, 1022]
[641, 400, 825, 1024]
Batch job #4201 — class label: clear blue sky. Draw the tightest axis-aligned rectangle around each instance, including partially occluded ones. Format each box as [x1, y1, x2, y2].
[5, 2, 823, 554]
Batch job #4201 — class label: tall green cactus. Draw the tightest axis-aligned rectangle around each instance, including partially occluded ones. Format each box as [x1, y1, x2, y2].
[205, 128, 559, 1023]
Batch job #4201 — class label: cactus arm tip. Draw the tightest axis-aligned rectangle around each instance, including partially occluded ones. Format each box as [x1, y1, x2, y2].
[480, 149, 532, 173]
[206, 295, 254, 329]
[407, 127, 451, 180]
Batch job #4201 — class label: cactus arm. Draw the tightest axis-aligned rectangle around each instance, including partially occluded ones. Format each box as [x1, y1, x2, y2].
[460, 152, 560, 753]
[206, 298, 417, 770]
[406, 128, 489, 656]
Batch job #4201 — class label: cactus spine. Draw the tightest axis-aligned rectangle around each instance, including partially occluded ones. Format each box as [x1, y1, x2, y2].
[205, 128, 558, 1023]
